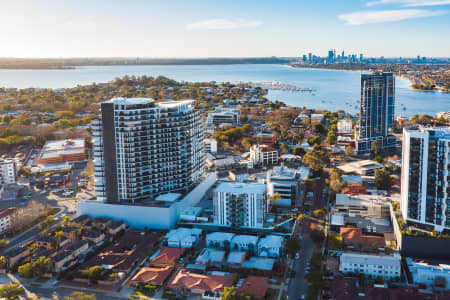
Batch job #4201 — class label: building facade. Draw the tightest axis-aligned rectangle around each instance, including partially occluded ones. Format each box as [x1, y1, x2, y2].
[38, 139, 86, 165]
[249, 145, 278, 167]
[213, 182, 267, 228]
[0, 159, 16, 185]
[93, 98, 204, 203]
[206, 108, 240, 127]
[357, 73, 396, 152]
[340, 252, 401, 279]
[266, 166, 305, 207]
[401, 126, 450, 232]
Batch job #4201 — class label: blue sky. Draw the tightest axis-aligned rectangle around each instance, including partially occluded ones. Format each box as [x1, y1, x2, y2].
[0, 0, 449, 58]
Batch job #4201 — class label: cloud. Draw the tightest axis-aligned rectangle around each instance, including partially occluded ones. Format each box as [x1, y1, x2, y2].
[366, 0, 450, 7]
[186, 18, 263, 30]
[338, 9, 446, 24]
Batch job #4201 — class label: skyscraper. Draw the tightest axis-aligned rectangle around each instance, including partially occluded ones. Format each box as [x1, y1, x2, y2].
[328, 49, 334, 63]
[93, 98, 204, 204]
[356, 73, 397, 152]
[401, 126, 450, 232]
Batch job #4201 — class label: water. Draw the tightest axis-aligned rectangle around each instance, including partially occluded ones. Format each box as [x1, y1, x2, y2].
[0, 64, 448, 116]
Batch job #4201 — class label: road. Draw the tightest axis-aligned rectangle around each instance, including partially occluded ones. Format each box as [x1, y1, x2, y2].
[287, 234, 314, 300]
[287, 173, 328, 300]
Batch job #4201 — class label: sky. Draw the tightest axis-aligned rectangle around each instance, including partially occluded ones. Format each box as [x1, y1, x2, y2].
[0, 0, 449, 58]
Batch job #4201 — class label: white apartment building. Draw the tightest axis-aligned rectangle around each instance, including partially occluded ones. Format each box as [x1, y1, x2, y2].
[337, 119, 353, 135]
[206, 108, 240, 127]
[249, 145, 278, 167]
[0, 159, 17, 185]
[340, 252, 401, 279]
[213, 182, 267, 229]
[204, 138, 218, 153]
[401, 126, 450, 232]
[406, 258, 450, 290]
[0, 208, 17, 234]
[266, 166, 309, 207]
[92, 98, 204, 203]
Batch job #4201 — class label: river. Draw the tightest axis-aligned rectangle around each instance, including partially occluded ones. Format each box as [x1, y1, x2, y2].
[0, 64, 448, 116]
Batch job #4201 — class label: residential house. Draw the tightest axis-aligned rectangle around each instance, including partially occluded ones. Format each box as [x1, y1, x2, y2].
[165, 228, 202, 248]
[150, 247, 185, 267]
[131, 266, 173, 287]
[237, 276, 269, 299]
[230, 235, 259, 252]
[196, 248, 226, 267]
[257, 235, 284, 258]
[226, 252, 246, 269]
[206, 232, 235, 249]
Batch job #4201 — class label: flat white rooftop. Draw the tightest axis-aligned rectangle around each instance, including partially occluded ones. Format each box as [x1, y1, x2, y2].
[42, 139, 85, 152]
[155, 193, 182, 203]
[215, 182, 266, 194]
[104, 97, 154, 105]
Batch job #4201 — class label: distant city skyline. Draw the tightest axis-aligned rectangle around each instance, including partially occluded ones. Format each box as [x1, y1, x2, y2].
[0, 0, 449, 58]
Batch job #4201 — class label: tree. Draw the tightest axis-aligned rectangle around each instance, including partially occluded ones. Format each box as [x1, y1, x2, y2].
[56, 292, 96, 300]
[313, 208, 327, 218]
[325, 131, 336, 145]
[242, 124, 252, 134]
[286, 237, 301, 257]
[18, 262, 33, 278]
[0, 256, 6, 269]
[221, 286, 237, 300]
[371, 141, 380, 155]
[269, 193, 281, 205]
[0, 283, 22, 300]
[310, 229, 325, 245]
[374, 156, 383, 163]
[375, 168, 391, 191]
[32, 256, 52, 277]
[293, 146, 306, 156]
[329, 168, 344, 193]
[241, 138, 252, 151]
[280, 143, 289, 153]
[344, 145, 354, 157]
[303, 149, 329, 172]
[0, 239, 9, 249]
[87, 266, 104, 283]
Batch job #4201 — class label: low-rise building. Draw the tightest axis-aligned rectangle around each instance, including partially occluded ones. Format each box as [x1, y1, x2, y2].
[250, 145, 278, 167]
[267, 166, 309, 207]
[131, 266, 173, 286]
[206, 232, 235, 249]
[108, 221, 126, 236]
[150, 247, 185, 266]
[231, 235, 259, 252]
[257, 235, 284, 258]
[406, 258, 450, 290]
[165, 228, 202, 248]
[167, 268, 234, 297]
[337, 160, 383, 176]
[253, 132, 276, 146]
[196, 248, 226, 267]
[339, 252, 401, 279]
[237, 276, 269, 299]
[38, 139, 86, 165]
[206, 108, 240, 127]
[226, 251, 246, 268]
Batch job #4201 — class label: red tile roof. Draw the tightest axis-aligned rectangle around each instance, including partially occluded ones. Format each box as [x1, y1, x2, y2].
[340, 228, 385, 247]
[168, 268, 234, 293]
[237, 276, 269, 298]
[131, 266, 173, 286]
[151, 247, 185, 265]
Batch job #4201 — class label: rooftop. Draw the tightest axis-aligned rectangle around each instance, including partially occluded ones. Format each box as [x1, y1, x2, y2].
[150, 247, 185, 265]
[257, 235, 284, 249]
[340, 252, 400, 266]
[214, 182, 266, 194]
[155, 193, 182, 203]
[131, 266, 173, 286]
[196, 248, 226, 265]
[42, 139, 85, 152]
[237, 276, 269, 298]
[242, 257, 276, 271]
[338, 160, 383, 174]
[226, 251, 246, 265]
[404, 125, 450, 139]
[104, 97, 154, 105]
[167, 268, 234, 293]
[231, 235, 259, 245]
[206, 232, 235, 242]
